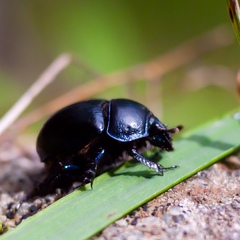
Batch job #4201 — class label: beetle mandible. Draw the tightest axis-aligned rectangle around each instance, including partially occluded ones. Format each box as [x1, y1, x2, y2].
[31, 98, 182, 197]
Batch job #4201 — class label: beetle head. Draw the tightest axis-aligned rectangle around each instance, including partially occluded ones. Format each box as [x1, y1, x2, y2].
[148, 116, 182, 151]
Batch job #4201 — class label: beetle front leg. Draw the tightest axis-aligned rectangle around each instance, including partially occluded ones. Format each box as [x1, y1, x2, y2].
[130, 149, 178, 175]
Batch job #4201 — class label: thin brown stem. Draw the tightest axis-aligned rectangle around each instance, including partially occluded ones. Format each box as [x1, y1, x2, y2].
[2, 25, 234, 135]
[0, 54, 73, 135]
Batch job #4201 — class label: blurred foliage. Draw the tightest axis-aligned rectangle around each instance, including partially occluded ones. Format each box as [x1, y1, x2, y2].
[0, 0, 239, 132]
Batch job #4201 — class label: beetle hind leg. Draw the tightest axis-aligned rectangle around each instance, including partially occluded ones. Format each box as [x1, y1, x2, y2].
[26, 170, 72, 199]
[130, 149, 178, 175]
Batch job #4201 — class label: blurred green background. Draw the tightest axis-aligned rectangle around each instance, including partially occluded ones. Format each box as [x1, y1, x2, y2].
[0, 0, 239, 132]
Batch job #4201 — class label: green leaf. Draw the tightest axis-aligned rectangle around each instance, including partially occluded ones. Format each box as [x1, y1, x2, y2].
[2, 110, 240, 240]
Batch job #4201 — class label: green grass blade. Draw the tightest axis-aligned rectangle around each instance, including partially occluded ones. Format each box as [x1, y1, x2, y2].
[227, 0, 240, 44]
[2, 110, 240, 240]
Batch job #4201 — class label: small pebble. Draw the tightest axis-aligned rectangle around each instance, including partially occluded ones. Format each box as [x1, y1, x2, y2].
[6, 211, 14, 220]
[172, 214, 185, 223]
[21, 214, 30, 220]
[131, 218, 138, 226]
[29, 205, 38, 213]
[169, 206, 182, 216]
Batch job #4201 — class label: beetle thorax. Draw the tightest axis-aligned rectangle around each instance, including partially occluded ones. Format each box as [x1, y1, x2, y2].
[106, 99, 150, 142]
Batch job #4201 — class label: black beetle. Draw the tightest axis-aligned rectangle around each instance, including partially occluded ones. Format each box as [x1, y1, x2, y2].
[30, 99, 182, 197]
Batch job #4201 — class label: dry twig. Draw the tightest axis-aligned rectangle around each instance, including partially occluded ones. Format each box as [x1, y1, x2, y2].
[0, 25, 233, 136]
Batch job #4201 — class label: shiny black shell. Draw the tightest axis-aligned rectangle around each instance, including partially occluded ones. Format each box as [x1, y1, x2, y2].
[107, 99, 151, 141]
[37, 99, 106, 161]
[37, 99, 157, 162]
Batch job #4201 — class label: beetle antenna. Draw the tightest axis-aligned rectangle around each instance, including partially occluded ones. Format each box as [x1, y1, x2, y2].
[166, 125, 183, 134]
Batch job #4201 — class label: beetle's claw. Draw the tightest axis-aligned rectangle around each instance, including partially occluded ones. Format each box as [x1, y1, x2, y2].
[155, 164, 164, 175]
[90, 181, 94, 189]
[163, 165, 179, 171]
[156, 164, 179, 175]
[82, 176, 94, 189]
[82, 167, 96, 188]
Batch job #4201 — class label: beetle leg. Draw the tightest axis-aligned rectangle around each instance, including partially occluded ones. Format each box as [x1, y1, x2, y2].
[94, 148, 106, 164]
[130, 149, 164, 175]
[130, 149, 178, 175]
[83, 148, 105, 188]
[26, 171, 70, 198]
